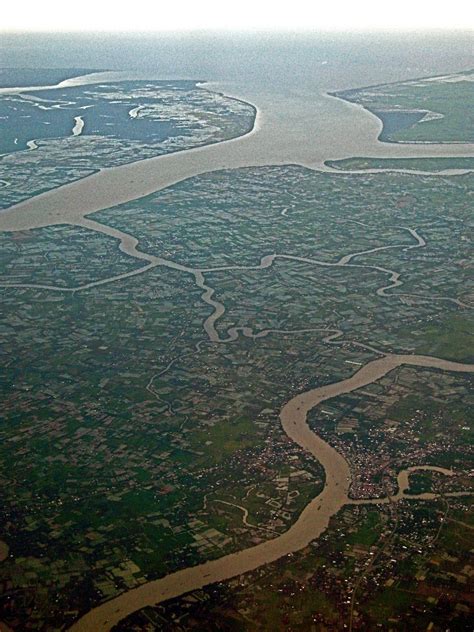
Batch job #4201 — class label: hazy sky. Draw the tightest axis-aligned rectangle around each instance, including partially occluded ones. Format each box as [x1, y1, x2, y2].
[3, 0, 474, 31]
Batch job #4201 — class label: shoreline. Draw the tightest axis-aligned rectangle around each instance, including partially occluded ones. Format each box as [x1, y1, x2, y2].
[0, 70, 132, 95]
[2, 65, 473, 631]
[1, 77, 474, 233]
[1, 65, 474, 233]
[327, 68, 474, 147]
[327, 66, 474, 104]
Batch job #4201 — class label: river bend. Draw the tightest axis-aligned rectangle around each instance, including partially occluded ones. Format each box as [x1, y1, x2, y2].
[69, 354, 474, 631]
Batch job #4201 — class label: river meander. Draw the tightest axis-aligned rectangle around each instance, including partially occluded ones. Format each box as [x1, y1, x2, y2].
[69, 354, 474, 631]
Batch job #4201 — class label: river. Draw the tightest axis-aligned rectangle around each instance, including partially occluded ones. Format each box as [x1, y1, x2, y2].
[0, 66, 474, 233]
[69, 354, 474, 631]
[1, 32, 473, 629]
[1, 77, 474, 233]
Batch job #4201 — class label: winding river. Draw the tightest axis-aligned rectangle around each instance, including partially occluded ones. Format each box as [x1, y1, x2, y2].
[69, 354, 474, 631]
[1, 67, 473, 630]
[5, 218, 464, 342]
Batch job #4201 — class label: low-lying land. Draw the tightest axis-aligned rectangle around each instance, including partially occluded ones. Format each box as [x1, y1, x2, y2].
[326, 156, 474, 172]
[1, 163, 472, 629]
[1, 67, 473, 631]
[333, 69, 474, 143]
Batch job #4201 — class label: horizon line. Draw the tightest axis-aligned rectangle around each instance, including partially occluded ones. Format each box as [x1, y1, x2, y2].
[2, 26, 474, 35]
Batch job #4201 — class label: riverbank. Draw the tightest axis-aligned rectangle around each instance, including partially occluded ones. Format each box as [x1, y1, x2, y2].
[68, 353, 474, 632]
[1, 77, 474, 233]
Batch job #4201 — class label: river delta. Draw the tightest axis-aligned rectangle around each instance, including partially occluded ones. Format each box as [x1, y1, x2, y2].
[0, 61, 473, 631]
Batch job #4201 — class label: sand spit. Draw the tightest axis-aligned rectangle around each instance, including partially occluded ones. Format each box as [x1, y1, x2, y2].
[72, 116, 85, 136]
[26, 140, 38, 150]
[69, 354, 474, 632]
[0, 71, 140, 96]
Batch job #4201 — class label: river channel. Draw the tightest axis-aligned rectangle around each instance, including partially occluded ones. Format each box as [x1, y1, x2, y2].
[69, 354, 474, 631]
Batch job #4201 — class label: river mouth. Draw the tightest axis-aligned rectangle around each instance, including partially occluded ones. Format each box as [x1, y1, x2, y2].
[2, 65, 474, 234]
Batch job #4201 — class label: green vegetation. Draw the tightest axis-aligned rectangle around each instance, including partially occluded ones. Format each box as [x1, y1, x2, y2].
[0, 79, 255, 208]
[190, 418, 262, 464]
[365, 588, 413, 621]
[335, 70, 474, 142]
[407, 471, 436, 495]
[326, 156, 474, 172]
[439, 505, 474, 552]
[117, 498, 474, 631]
[346, 510, 382, 546]
[400, 314, 474, 362]
[1, 81, 473, 628]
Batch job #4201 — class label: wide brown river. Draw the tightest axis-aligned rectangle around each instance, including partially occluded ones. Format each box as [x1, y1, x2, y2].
[69, 354, 474, 631]
[0, 72, 473, 233]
